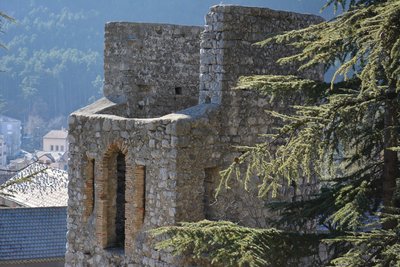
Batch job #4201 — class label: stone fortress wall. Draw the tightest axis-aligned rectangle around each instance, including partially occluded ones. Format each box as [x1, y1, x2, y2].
[66, 5, 323, 267]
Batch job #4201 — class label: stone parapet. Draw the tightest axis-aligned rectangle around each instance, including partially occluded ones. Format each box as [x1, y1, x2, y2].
[104, 23, 202, 118]
[66, 99, 220, 266]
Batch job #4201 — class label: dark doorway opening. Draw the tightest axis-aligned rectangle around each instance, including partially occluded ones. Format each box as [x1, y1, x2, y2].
[204, 167, 219, 220]
[115, 152, 126, 248]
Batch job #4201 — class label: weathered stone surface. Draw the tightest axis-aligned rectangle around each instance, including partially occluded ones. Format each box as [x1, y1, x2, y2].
[103, 23, 202, 119]
[199, 5, 323, 105]
[66, 5, 322, 267]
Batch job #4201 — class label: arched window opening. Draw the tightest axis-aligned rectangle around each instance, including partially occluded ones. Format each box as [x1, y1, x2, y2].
[101, 147, 127, 250]
[97, 143, 146, 253]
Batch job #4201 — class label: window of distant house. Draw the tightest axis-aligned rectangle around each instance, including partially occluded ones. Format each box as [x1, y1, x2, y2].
[56, 145, 59, 151]
[61, 145, 64, 152]
[6, 124, 12, 130]
[50, 145, 54, 151]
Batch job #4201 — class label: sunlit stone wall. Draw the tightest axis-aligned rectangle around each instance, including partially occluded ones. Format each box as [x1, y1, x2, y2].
[66, 5, 323, 267]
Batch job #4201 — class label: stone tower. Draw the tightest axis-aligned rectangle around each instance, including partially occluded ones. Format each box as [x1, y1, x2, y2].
[66, 5, 322, 266]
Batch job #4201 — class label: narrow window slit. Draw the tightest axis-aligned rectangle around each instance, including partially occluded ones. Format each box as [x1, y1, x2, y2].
[175, 87, 182, 95]
[91, 159, 95, 213]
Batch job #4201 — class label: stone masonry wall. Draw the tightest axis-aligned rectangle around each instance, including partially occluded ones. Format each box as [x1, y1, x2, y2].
[67, 98, 224, 266]
[66, 5, 323, 267]
[178, 5, 323, 227]
[199, 5, 323, 104]
[173, 91, 318, 228]
[67, 99, 191, 266]
[103, 23, 202, 118]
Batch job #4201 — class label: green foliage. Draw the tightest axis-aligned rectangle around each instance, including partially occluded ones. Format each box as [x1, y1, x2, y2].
[151, 220, 325, 267]
[236, 75, 326, 104]
[0, 11, 14, 114]
[267, 162, 382, 232]
[222, 76, 383, 199]
[321, 0, 386, 13]
[328, 216, 400, 266]
[222, 1, 400, 264]
[258, 1, 400, 91]
[0, 5, 102, 125]
[221, 0, 399, 211]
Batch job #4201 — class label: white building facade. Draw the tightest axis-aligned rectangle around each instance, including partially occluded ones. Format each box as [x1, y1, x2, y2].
[0, 115, 21, 160]
[43, 129, 68, 153]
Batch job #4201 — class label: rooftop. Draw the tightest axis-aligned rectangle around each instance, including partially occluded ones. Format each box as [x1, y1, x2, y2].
[1, 163, 68, 207]
[35, 151, 66, 163]
[43, 129, 68, 139]
[0, 207, 66, 263]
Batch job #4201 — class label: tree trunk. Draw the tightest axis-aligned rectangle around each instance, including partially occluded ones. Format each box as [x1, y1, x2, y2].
[382, 89, 399, 229]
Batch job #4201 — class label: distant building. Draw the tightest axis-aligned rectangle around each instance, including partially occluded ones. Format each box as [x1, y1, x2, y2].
[43, 129, 68, 153]
[0, 135, 6, 167]
[0, 115, 22, 160]
[35, 151, 68, 170]
[7, 151, 33, 172]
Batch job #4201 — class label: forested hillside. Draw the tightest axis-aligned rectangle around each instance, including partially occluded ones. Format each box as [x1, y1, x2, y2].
[1, 2, 102, 130]
[0, 0, 327, 151]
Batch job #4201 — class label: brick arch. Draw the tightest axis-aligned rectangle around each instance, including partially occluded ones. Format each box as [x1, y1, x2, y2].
[96, 141, 131, 249]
